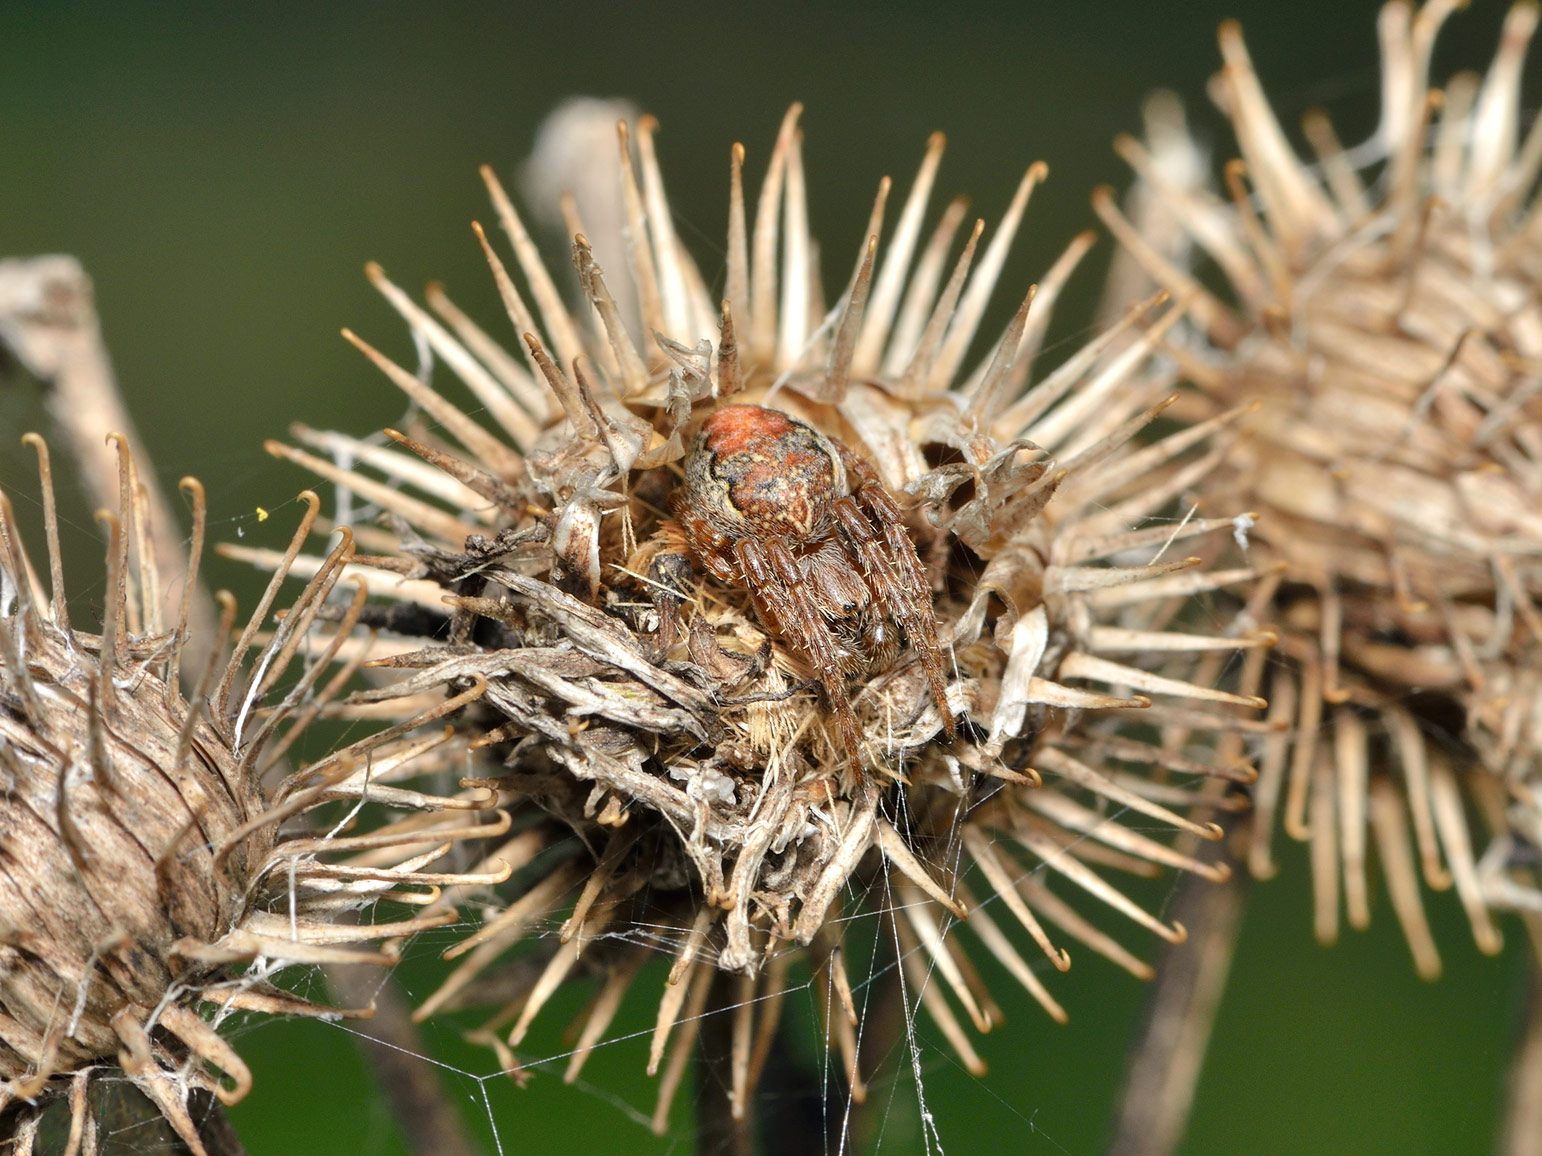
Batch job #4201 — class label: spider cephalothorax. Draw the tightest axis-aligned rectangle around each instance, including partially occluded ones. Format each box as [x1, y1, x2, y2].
[673, 403, 955, 768]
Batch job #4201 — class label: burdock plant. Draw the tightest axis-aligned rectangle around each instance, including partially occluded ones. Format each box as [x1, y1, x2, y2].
[0, 258, 507, 1153]
[1095, 4, 1542, 1153]
[253, 104, 1273, 1132]
[1100, 0, 1542, 976]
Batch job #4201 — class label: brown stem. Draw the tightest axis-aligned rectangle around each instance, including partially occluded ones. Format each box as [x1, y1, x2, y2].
[188, 1089, 251, 1156]
[1106, 834, 1247, 1156]
[1500, 917, 1542, 1156]
[1, 1080, 247, 1156]
[0, 256, 475, 1156]
[755, 1024, 829, 1156]
[0, 256, 217, 672]
[325, 964, 482, 1156]
[697, 971, 756, 1156]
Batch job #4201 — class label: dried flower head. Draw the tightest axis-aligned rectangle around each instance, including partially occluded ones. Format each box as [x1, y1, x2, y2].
[0, 427, 505, 1151]
[1100, 0, 1542, 976]
[260, 104, 1271, 1124]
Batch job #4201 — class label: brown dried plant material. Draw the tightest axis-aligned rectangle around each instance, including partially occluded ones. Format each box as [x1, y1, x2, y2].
[0, 437, 507, 1153]
[0, 256, 218, 664]
[1102, 0, 1542, 976]
[259, 106, 1268, 1126]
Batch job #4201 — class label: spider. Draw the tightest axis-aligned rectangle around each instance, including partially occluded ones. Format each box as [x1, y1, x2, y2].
[671, 403, 955, 770]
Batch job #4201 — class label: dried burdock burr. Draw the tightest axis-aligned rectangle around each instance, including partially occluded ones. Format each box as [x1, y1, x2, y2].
[0, 434, 508, 1152]
[256, 104, 1273, 1126]
[1100, 0, 1542, 977]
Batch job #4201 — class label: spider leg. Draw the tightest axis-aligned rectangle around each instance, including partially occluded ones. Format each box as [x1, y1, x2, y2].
[836, 450, 956, 738]
[645, 548, 695, 660]
[682, 516, 744, 586]
[733, 536, 866, 770]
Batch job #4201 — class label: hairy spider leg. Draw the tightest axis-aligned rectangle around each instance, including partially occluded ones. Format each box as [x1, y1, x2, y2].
[680, 517, 741, 586]
[645, 548, 697, 659]
[837, 450, 956, 739]
[730, 534, 867, 771]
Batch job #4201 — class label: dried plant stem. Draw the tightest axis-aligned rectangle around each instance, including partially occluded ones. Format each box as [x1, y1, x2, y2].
[0, 255, 470, 1156]
[0, 256, 217, 671]
[186, 1090, 251, 1156]
[1503, 980, 1542, 1156]
[325, 964, 481, 1156]
[1501, 919, 1542, 1156]
[753, 1030, 827, 1156]
[844, 946, 905, 1152]
[1106, 829, 1247, 1156]
[698, 972, 756, 1156]
[4, 1084, 248, 1156]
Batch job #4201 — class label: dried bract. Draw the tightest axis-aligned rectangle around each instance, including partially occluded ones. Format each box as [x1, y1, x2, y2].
[262, 106, 1267, 1123]
[1102, 0, 1542, 975]
[0, 438, 505, 1152]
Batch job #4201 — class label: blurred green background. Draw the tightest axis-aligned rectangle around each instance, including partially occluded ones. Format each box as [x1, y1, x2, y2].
[0, 2, 1531, 1153]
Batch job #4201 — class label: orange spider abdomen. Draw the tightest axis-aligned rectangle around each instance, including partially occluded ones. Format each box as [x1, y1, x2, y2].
[687, 405, 844, 538]
[672, 402, 956, 765]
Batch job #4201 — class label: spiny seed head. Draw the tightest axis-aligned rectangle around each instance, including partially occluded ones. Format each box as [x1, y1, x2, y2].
[0, 427, 502, 1152]
[1102, 0, 1542, 976]
[266, 104, 1268, 1119]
